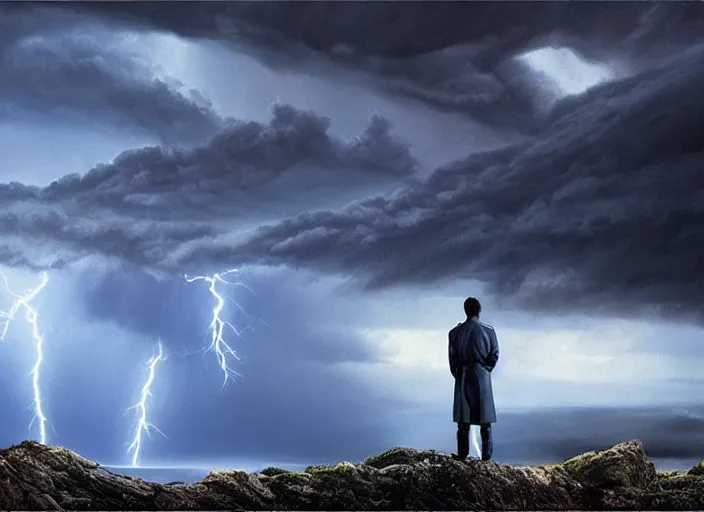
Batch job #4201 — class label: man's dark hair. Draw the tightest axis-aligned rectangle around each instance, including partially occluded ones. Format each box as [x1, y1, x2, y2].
[464, 297, 481, 318]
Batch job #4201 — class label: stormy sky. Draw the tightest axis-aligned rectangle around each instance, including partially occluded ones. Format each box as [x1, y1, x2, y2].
[0, 1, 703, 476]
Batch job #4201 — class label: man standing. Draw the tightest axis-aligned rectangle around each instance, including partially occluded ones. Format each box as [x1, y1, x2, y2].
[448, 297, 499, 461]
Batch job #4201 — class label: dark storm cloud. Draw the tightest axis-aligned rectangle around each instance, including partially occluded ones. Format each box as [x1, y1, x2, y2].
[0, 103, 415, 271]
[74, 2, 704, 131]
[0, 5, 222, 145]
[214, 46, 704, 323]
[0, 207, 215, 271]
[0, 8, 702, 324]
[38, 104, 416, 216]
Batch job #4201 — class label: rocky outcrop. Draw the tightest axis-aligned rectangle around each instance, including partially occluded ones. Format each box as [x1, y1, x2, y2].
[688, 460, 704, 476]
[0, 440, 703, 510]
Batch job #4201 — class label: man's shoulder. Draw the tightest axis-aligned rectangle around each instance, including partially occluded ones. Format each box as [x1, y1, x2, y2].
[476, 320, 496, 333]
[448, 322, 463, 336]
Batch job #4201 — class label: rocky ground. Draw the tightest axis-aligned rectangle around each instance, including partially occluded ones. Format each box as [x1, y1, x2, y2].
[0, 440, 703, 510]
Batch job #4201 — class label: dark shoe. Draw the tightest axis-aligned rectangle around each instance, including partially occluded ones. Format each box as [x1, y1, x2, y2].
[451, 453, 466, 461]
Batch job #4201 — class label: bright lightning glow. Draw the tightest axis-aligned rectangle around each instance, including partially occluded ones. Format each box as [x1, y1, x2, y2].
[0, 272, 50, 444]
[185, 268, 247, 388]
[471, 428, 481, 458]
[127, 341, 166, 468]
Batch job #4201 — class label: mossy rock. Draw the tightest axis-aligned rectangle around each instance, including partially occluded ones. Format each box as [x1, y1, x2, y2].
[658, 473, 704, 491]
[305, 461, 360, 475]
[687, 460, 704, 476]
[304, 464, 329, 474]
[563, 440, 656, 489]
[260, 467, 293, 477]
[363, 447, 446, 469]
[658, 470, 684, 479]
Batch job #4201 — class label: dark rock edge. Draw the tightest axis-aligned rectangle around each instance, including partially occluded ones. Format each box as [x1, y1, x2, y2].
[1, 439, 703, 510]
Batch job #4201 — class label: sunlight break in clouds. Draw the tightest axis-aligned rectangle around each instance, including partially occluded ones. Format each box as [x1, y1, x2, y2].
[519, 46, 615, 96]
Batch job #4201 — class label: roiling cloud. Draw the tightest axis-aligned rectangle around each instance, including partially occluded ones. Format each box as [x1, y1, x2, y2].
[0, 104, 417, 273]
[70, 2, 704, 132]
[0, 4, 702, 325]
[0, 5, 223, 146]
[40, 104, 416, 216]
[194, 46, 704, 323]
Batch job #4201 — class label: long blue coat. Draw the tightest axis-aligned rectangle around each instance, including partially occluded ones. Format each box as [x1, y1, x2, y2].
[448, 317, 499, 425]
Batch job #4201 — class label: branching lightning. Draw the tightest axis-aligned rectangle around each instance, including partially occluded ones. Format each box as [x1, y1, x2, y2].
[185, 268, 248, 388]
[126, 340, 166, 467]
[0, 272, 50, 444]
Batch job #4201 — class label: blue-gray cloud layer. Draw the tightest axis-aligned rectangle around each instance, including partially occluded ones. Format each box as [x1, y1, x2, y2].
[0, 4, 222, 145]
[0, 44, 701, 324]
[70, 2, 704, 132]
[193, 47, 704, 323]
[0, 102, 416, 271]
[0, 2, 701, 326]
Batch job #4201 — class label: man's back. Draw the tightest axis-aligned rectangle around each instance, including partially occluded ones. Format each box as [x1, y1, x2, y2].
[449, 318, 499, 374]
[448, 297, 499, 461]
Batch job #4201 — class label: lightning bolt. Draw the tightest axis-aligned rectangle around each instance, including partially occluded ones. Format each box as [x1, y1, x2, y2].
[185, 268, 248, 388]
[126, 340, 166, 467]
[0, 272, 51, 444]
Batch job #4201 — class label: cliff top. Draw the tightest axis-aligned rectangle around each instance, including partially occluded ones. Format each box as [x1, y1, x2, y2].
[1, 439, 703, 510]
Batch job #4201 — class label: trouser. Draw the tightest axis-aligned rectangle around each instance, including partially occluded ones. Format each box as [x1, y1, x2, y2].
[457, 422, 493, 460]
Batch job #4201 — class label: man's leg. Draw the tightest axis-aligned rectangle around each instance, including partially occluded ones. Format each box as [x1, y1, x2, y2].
[455, 422, 470, 459]
[480, 424, 493, 461]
